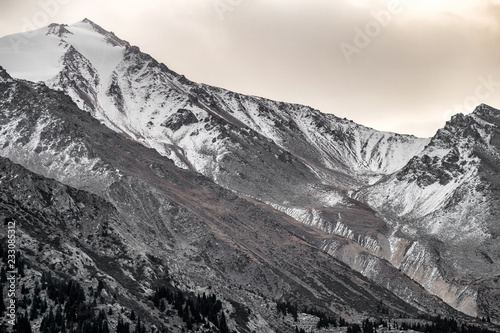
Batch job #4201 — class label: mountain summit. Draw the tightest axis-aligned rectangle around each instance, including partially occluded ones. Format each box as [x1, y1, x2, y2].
[0, 20, 499, 331]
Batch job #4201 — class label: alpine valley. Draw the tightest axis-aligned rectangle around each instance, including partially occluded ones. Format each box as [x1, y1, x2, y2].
[0, 19, 498, 333]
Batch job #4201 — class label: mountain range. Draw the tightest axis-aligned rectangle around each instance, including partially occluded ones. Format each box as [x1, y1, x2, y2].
[0, 19, 498, 332]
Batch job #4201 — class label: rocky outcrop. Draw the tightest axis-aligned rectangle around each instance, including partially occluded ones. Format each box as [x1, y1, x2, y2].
[358, 104, 500, 322]
[1, 70, 466, 331]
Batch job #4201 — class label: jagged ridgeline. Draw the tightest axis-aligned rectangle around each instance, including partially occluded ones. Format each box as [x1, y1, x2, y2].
[0, 18, 499, 332]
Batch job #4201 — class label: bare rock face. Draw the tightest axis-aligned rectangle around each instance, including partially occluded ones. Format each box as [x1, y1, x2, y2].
[2, 69, 472, 332]
[1, 19, 500, 331]
[358, 104, 500, 321]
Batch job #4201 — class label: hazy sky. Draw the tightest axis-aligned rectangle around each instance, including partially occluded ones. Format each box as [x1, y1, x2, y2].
[1, 0, 499, 137]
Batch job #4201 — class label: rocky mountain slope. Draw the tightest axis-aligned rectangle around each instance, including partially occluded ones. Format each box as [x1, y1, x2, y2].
[357, 104, 500, 322]
[0, 19, 428, 220]
[1, 67, 484, 332]
[0, 19, 439, 317]
[0, 19, 499, 331]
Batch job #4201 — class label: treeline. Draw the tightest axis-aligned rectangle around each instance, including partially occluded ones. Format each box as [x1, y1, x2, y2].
[150, 285, 230, 332]
[0, 241, 114, 333]
[342, 316, 496, 333]
[5, 270, 111, 333]
[1, 242, 496, 333]
[276, 300, 347, 329]
[397, 315, 496, 333]
[0, 239, 237, 333]
[276, 298, 496, 333]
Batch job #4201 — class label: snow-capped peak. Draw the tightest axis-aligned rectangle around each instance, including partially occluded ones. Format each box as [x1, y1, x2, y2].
[61, 21, 126, 81]
[0, 25, 67, 82]
[79, 18, 129, 48]
[2, 20, 500, 324]
[0, 19, 127, 84]
[0, 19, 430, 189]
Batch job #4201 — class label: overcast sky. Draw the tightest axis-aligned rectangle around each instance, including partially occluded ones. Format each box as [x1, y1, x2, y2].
[1, 0, 499, 137]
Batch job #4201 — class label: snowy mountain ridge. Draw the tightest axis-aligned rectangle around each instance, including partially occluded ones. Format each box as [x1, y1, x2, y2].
[0, 19, 431, 264]
[0, 19, 428, 187]
[357, 104, 500, 317]
[1, 19, 500, 328]
[2, 67, 477, 332]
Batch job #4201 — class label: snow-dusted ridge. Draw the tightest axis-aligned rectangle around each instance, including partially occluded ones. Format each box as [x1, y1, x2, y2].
[356, 104, 500, 317]
[0, 19, 429, 188]
[1, 20, 500, 324]
[0, 20, 430, 260]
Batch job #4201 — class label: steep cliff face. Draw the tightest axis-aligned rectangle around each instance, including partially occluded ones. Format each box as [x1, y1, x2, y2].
[0, 68, 118, 194]
[358, 104, 500, 321]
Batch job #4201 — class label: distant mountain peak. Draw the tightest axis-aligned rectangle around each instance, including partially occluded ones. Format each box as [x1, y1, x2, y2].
[475, 103, 498, 112]
[436, 103, 500, 138]
[80, 18, 107, 32]
[81, 17, 95, 24]
[0, 65, 13, 82]
[74, 18, 129, 48]
[472, 103, 500, 121]
[47, 22, 72, 37]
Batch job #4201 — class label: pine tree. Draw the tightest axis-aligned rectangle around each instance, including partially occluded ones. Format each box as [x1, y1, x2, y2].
[102, 320, 110, 333]
[0, 286, 5, 314]
[17, 253, 26, 278]
[97, 280, 105, 294]
[15, 312, 32, 333]
[0, 268, 6, 283]
[219, 312, 229, 333]
[159, 299, 166, 312]
[152, 292, 160, 308]
[21, 283, 29, 295]
[135, 317, 142, 333]
[55, 304, 63, 326]
[41, 272, 48, 290]
[166, 288, 174, 304]
[40, 297, 48, 314]
[182, 304, 190, 322]
[30, 303, 39, 320]
[0, 243, 7, 265]
[117, 317, 125, 333]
